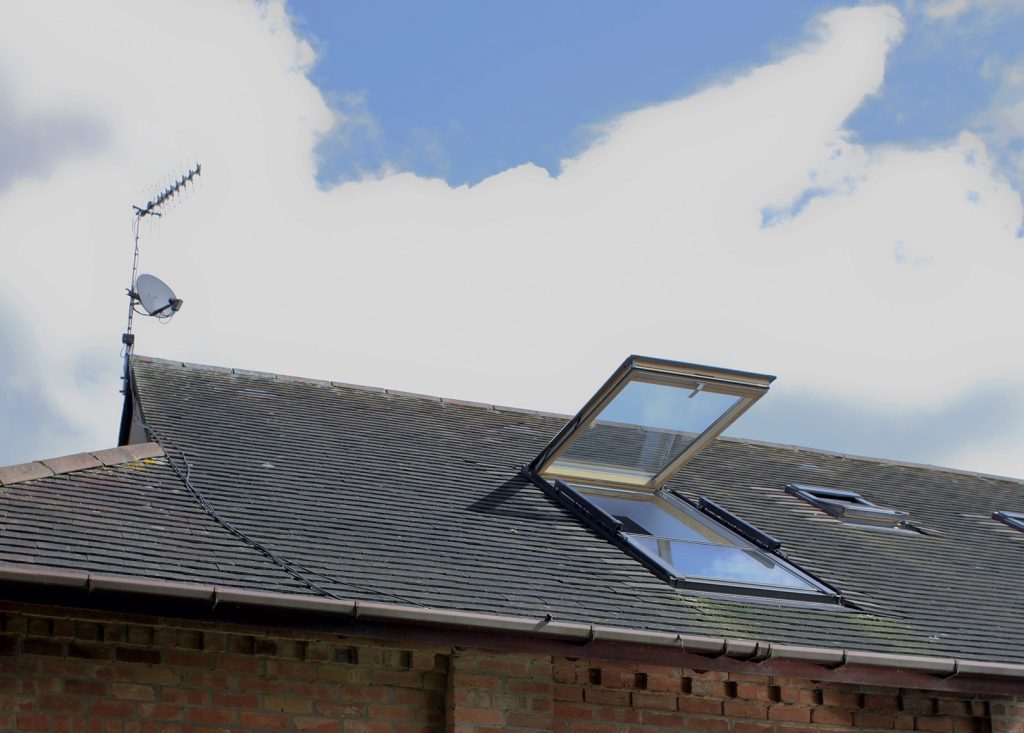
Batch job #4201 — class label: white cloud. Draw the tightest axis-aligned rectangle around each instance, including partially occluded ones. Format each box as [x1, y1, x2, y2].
[1, 2, 1022, 478]
[919, 0, 1024, 21]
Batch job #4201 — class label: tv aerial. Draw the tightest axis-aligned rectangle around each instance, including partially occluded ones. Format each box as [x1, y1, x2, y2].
[121, 162, 201, 394]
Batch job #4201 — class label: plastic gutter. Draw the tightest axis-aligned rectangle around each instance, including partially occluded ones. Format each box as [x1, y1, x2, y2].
[1, 563, 1022, 689]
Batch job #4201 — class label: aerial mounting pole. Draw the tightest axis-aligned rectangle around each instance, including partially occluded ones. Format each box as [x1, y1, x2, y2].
[121, 163, 201, 395]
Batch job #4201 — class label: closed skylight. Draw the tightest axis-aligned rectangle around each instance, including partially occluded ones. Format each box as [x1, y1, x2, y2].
[993, 511, 1024, 533]
[786, 484, 915, 532]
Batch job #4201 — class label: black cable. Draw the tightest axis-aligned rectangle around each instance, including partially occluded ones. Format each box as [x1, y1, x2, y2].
[127, 379, 424, 607]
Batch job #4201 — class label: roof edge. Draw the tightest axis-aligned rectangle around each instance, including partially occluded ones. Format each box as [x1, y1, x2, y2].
[131, 354, 1024, 485]
[1, 562, 1023, 690]
[0, 443, 163, 487]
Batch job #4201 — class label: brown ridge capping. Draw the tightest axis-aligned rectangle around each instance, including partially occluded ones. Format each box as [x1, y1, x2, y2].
[0, 442, 163, 487]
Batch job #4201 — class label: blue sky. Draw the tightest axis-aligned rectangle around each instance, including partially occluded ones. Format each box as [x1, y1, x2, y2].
[289, 1, 1024, 190]
[1, 1, 1023, 478]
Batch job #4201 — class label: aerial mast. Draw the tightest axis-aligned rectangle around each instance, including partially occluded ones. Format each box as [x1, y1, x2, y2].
[121, 163, 201, 395]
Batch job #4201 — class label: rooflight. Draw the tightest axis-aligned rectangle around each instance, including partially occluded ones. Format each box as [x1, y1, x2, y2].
[524, 356, 839, 602]
[786, 484, 914, 532]
[993, 511, 1024, 533]
[531, 356, 774, 491]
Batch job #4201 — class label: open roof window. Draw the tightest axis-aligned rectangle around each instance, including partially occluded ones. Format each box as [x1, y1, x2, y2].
[525, 356, 840, 602]
[993, 511, 1024, 533]
[531, 356, 774, 491]
[786, 484, 915, 532]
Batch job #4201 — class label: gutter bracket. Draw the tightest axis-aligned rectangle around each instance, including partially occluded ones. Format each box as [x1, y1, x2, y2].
[579, 626, 596, 647]
[825, 651, 849, 670]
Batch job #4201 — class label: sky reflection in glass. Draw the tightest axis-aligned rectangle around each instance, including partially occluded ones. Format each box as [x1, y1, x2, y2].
[552, 380, 741, 482]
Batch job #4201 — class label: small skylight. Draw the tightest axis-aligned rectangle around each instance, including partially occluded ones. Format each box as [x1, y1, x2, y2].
[786, 484, 914, 532]
[993, 511, 1024, 533]
[531, 356, 774, 490]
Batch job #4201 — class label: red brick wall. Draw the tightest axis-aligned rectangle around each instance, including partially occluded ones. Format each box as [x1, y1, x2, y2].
[0, 604, 1014, 733]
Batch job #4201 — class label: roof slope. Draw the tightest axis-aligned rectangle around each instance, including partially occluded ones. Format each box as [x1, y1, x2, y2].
[3, 354, 1023, 665]
[0, 444, 306, 593]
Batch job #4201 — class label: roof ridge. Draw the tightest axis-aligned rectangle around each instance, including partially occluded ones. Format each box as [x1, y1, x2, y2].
[131, 354, 569, 420]
[131, 355, 1024, 486]
[0, 443, 163, 487]
[717, 434, 1024, 485]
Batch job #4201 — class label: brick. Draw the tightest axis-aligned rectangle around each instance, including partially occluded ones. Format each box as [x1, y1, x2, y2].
[769, 704, 811, 722]
[89, 699, 135, 716]
[294, 718, 342, 733]
[723, 700, 767, 719]
[189, 707, 237, 724]
[822, 689, 862, 709]
[631, 691, 678, 711]
[680, 697, 723, 715]
[917, 718, 955, 733]
[265, 696, 313, 714]
[210, 692, 258, 709]
[736, 683, 775, 701]
[138, 703, 184, 720]
[812, 707, 853, 726]
[454, 673, 502, 692]
[734, 722, 773, 733]
[64, 679, 106, 695]
[583, 687, 631, 706]
[864, 693, 902, 712]
[342, 722, 390, 733]
[15, 713, 50, 732]
[683, 713, 731, 731]
[111, 683, 156, 701]
[161, 688, 205, 705]
[854, 710, 896, 727]
[455, 707, 504, 725]
[901, 695, 937, 714]
[779, 687, 821, 705]
[639, 710, 686, 727]
[22, 639, 64, 656]
[937, 698, 972, 716]
[125, 626, 154, 646]
[339, 685, 389, 703]
[553, 702, 592, 720]
[115, 647, 160, 665]
[238, 711, 291, 728]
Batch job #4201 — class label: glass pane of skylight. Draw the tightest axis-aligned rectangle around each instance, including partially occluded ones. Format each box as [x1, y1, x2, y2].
[585, 492, 729, 545]
[627, 536, 817, 591]
[549, 380, 741, 484]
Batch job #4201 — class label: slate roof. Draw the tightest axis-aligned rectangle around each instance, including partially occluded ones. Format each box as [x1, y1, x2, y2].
[2, 354, 1023, 666]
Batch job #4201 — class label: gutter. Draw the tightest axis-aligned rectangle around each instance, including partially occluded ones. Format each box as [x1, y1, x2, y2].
[1, 564, 1022, 695]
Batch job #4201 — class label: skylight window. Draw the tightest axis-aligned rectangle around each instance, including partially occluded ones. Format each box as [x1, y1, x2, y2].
[993, 511, 1024, 533]
[576, 486, 831, 600]
[786, 484, 914, 532]
[532, 356, 774, 490]
[525, 355, 838, 602]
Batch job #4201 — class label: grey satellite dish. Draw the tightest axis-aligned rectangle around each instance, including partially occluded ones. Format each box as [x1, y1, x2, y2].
[134, 274, 183, 318]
